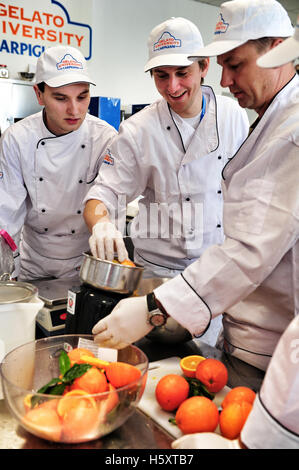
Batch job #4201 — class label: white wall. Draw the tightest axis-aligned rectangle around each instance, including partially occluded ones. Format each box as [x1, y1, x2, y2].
[89, 0, 222, 106]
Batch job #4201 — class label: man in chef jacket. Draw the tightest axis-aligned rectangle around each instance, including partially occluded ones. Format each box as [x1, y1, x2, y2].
[173, 15, 299, 450]
[0, 46, 116, 280]
[83, 17, 249, 346]
[92, 0, 298, 372]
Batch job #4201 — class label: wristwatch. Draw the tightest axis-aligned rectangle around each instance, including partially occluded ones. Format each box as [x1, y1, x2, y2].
[146, 292, 168, 327]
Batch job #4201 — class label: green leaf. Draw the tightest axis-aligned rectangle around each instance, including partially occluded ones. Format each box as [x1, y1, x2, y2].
[185, 377, 215, 401]
[59, 349, 71, 376]
[37, 377, 62, 395]
[62, 363, 92, 383]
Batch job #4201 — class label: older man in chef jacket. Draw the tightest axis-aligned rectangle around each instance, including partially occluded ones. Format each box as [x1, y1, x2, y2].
[0, 46, 116, 280]
[173, 15, 299, 450]
[92, 0, 298, 377]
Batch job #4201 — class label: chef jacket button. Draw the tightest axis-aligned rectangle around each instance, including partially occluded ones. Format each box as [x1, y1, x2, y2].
[41, 209, 46, 213]
[44, 228, 48, 232]
[41, 141, 45, 146]
[81, 144, 86, 149]
[167, 126, 171, 130]
[218, 155, 222, 160]
[217, 224, 221, 228]
[77, 210, 81, 214]
[186, 197, 190, 201]
[78, 179, 83, 183]
[39, 177, 43, 181]
[71, 230, 75, 234]
[217, 190, 222, 194]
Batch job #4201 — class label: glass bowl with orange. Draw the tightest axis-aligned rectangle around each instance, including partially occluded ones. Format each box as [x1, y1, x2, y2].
[0, 334, 148, 444]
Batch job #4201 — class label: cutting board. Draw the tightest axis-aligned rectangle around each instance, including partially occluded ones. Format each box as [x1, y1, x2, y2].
[137, 357, 230, 439]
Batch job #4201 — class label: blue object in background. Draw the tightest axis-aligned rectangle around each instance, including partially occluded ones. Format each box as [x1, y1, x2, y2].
[89, 96, 121, 130]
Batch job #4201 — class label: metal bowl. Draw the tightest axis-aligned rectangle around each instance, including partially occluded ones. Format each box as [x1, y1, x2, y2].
[0, 281, 38, 304]
[18, 72, 35, 81]
[79, 252, 144, 294]
[136, 278, 192, 344]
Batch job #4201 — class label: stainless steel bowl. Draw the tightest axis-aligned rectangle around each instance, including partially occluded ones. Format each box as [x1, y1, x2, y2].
[0, 281, 38, 304]
[136, 277, 192, 344]
[79, 252, 144, 294]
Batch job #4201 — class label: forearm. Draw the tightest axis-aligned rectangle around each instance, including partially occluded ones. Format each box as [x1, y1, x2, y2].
[83, 199, 110, 232]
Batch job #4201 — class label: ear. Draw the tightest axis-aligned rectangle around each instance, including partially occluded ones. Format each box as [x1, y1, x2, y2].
[33, 85, 44, 106]
[269, 38, 284, 51]
[202, 58, 210, 78]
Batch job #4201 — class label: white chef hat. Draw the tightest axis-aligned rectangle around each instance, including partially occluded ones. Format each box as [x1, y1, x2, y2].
[188, 0, 293, 58]
[35, 45, 96, 87]
[144, 17, 204, 72]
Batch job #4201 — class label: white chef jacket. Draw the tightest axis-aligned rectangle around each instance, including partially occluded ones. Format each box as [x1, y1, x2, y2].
[0, 111, 116, 279]
[154, 74, 299, 371]
[241, 315, 299, 449]
[85, 86, 249, 274]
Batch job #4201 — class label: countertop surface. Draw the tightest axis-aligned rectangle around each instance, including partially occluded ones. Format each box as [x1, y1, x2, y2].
[0, 336, 265, 450]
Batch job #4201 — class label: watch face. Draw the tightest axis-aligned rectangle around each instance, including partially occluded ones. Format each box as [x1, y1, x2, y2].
[150, 313, 166, 327]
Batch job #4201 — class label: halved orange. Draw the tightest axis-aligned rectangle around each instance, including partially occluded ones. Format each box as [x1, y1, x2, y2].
[57, 389, 97, 418]
[80, 355, 110, 371]
[180, 355, 206, 378]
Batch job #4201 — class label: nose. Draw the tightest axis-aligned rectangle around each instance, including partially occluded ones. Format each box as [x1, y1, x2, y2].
[167, 75, 180, 94]
[220, 67, 234, 89]
[67, 99, 79, 115]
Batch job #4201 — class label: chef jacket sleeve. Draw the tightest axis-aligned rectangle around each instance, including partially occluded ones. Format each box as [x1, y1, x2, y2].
[154, 134, 299, 336]
[84, 122, 149, 217]
[240, 315, 299, 449]
[0, 130, 28, 276]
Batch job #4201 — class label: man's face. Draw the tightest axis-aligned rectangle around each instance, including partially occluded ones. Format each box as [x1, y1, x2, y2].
[34, 83, 90, 135]
[152, 61, 209, 118]
[217, 42, 281, 117]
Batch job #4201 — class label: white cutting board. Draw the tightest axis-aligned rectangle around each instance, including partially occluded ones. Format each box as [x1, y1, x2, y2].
[137, 357, 230, 439]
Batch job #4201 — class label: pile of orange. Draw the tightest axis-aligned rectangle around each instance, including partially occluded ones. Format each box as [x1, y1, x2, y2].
[22, 347, 142, 443]
[155, 355, 255, 440]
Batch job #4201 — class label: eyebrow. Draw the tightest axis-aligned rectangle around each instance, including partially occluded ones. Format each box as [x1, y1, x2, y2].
[51, 89, 89, 98]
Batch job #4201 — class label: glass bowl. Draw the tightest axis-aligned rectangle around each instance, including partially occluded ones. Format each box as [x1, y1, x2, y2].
[0, 335, 148, 444]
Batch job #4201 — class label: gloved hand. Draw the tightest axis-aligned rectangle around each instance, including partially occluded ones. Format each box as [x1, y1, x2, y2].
[89, 220, 128, 262]
[92, 295, 154, 349]
[171, 433, 241, 449]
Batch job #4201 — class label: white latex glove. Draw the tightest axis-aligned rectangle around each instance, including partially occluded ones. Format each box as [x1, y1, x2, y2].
[172, 433, 241, 450]
[92, 295, 154, 349]
[89, 220, 128, 262]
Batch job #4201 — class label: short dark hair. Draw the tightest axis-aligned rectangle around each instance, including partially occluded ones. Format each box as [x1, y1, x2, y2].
[249, 37, 288, 53]
[37, 82, 45, 92]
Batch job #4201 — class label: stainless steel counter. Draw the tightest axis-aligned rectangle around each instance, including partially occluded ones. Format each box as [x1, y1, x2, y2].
[0, 337, 265, 450]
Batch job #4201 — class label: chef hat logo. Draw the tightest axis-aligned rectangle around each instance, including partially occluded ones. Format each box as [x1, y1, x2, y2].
[215, 14, 229, 35]
[56, 54, 83, 71]
[153, 31, 182, 52]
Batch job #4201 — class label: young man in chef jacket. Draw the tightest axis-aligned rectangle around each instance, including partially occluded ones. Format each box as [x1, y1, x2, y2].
[92, 0, 298, 374]
[0, 46, 116, 280]
[83, 17, 249, 346]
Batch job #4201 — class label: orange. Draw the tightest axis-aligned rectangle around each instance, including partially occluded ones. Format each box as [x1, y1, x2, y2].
[221, 386, 256, 409]
[121, 259, 136, 267]
[22, 405, 62, 442]
[70, 366, 108, 395]
[219, 401, 253, 440]
[155, 374, 189, 412]
[105, 361, 141, 388]
[67, 347, 95, 365]
[98, 383, 120, 424]
[180, 355, 206, 378]
[195, 358, 228, 393]
[80, 355, 110, 371]
[57, 390, 97, 418]
[61, 399, 99, 443]
[175, 396, 219, 434]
